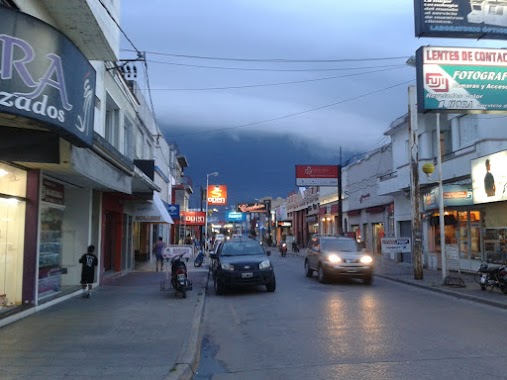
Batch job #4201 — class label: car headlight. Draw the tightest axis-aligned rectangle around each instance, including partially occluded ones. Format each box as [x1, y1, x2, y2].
[327, 254, 342, 263]
[221, 262, 234, 271]
[259, 260, 271, 270]
[360, 255, 373, 264]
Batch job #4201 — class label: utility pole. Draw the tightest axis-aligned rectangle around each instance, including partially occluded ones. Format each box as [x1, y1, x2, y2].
[409, 85, 423, 280]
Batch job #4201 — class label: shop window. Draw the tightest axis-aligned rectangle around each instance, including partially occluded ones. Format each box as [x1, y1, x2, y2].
[38, 205, 64, 301]
[0, 164, 26, 311]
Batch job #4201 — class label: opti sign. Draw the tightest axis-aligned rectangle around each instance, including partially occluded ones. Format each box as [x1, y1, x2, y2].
[207, 185, 227, 206]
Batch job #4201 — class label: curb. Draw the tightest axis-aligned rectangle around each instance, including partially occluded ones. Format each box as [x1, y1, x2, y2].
[377, 274, 507, 310]
[165, 270, 209, 380]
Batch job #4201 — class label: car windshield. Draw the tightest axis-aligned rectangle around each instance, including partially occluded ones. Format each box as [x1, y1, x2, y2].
[220, 240, 264, 256]
[321, 239, 358, 252]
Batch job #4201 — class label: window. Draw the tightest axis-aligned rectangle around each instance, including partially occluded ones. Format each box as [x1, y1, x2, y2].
[124, 117, 133, 157]
[105, 94, 120, 149]
[135, 126, 144, 159]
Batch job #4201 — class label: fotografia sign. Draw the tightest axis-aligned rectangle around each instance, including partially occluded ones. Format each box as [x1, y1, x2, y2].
[295, 165, 338, 186]
[414, 0, 507, 40]
[416, 46, 507, 113]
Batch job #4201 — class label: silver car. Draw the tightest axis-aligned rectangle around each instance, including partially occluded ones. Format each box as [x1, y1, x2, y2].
[304, 235, 374, 284]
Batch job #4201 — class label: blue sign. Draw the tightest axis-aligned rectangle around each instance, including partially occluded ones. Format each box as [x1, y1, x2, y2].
[226, 211, 245, 222]
[165, 204, 180, 220]
[0, 7, 96, 147]
[423, 185, 473, 211]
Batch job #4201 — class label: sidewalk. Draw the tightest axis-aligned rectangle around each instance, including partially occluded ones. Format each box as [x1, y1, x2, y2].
[0, 259, 209, 380]
[2, 253, 507, 380]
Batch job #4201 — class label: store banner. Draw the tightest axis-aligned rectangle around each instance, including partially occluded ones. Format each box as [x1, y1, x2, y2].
[414, 0, 507, 40]
[0, 7, 96, 147]
[207, 185, 227, 206]
[295, 165, 338, 186]
[416, 46, 507, 113]
[180, 211, 205, 226]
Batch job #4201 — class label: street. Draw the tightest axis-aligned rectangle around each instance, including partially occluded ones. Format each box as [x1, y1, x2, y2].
[195, 253, 507, 380]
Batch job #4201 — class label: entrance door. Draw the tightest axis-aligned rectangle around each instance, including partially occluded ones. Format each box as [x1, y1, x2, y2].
[104, 212, 115, 272]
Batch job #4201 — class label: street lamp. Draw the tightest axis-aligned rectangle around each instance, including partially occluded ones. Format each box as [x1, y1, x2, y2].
[205, 171, 218, 251]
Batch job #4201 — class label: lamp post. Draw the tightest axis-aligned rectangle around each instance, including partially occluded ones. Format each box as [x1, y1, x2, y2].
[205, 171, 218, 251]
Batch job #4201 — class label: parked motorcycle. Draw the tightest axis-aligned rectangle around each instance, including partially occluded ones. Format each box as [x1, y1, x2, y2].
[475, 262, 507, 294]
[280, 242, 287, 257]
[194, 249, 205, 267]
[170, 253, 192, 298]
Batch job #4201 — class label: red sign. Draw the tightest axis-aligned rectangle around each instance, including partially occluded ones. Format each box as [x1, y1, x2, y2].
[295, 165, 339, 186]
[179, 211, 206, 226]
[207, 185, 227, 206]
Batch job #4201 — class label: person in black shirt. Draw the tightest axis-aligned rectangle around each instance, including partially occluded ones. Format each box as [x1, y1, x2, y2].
[484, 159, 496, 197]
[79, 245, 98, 298]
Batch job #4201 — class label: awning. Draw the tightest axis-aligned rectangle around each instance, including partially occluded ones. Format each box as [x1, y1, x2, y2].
[132, 192, 174, 224]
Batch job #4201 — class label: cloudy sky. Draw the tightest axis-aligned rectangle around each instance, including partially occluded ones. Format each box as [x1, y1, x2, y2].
[119, 0, 503, 206]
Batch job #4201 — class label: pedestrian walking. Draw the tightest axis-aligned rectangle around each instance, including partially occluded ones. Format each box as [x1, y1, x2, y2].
[153, 236, 167, 272]
[79, 245, 98, 298]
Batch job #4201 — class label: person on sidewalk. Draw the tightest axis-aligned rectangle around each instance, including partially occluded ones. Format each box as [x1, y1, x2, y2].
[79, 245, 98, 298]
[153, 236, 167, 272]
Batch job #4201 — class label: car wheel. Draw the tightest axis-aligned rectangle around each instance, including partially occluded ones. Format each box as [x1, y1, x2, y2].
[266, 277, 276, 292]
[318, 265, 328, 284]
[214, 277, 224, 295]
[363, 276, 373, 285]
[304, 260, 313, 277]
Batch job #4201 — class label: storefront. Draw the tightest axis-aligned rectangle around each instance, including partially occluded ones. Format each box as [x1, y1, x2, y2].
[0, 163, 27, 314]
[423, 184, 481, 272]
[319, 204, 337, 235]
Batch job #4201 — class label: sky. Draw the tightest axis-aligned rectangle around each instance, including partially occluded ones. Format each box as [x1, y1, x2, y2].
[119, 0, 504, 207]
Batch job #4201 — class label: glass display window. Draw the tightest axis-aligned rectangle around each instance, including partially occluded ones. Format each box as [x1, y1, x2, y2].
[38, 205, 64, 300]
[0, 163, 27, 312]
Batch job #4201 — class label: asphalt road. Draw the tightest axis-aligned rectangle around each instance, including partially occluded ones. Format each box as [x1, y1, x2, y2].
[194, 253, 507, 380]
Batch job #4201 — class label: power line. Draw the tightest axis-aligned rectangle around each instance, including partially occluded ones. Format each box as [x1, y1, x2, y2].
[172, 80, 415, 138]
[147, 59, 409, 72]
[98, 0, 140, 53]
[122, 49, 409, 63]
[141, 65, 407, 91]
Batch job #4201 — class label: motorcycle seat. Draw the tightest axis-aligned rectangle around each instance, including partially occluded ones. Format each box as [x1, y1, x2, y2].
[481, 264, 503, 273]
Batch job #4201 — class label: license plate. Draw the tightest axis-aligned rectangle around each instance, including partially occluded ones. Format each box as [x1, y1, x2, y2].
[346, 269, 357, 273]
[177, 274, 186, 281]
[241, 272, 253, 279]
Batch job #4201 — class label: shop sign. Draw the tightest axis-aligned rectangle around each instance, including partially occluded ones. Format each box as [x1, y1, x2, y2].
[381, 238, 411, 255]
[277, 221, 292, 227]
[471, 151, 507, 204]
[237, 203, 267, 212]
[180, 211, 205, 226]
[207, 185, 227, 206]
[0, 8, 95, 147]
[41, 179, 64, 205]
[226, 211, 245, 222]
[165, 204, 180, 221]
[414, 0, 507, 41]
[416, 46, 507, 113]
[295, 165, 338, 186]
[423, 185, 473, 211]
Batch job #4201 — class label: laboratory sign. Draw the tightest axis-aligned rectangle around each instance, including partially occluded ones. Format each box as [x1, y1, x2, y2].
[0, 7, 96, 147]
[414, 0, 507, 40]
[416, 46, 507, 113]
